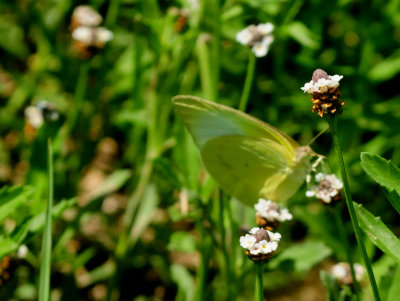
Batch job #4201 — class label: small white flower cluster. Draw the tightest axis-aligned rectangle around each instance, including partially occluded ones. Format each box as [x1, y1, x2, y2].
[72, 5, 103, 27]
[71, 5, 113, 47]
[255, 198, 292, 222]
[239, 227, 281, 255]
[301, 74, 343, 94]
[72, 26, 113, 45]
[306, 173, 343, 204]
[331, 262, 365, 285]
[236, 23, 274, 57]
[25, 101, 59, 129]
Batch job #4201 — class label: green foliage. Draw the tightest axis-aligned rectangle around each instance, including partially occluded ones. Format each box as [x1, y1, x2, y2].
[355, 203, 400, 264]
[361, 153, 400, 214]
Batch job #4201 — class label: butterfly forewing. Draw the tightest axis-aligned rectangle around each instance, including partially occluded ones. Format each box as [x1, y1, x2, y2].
[173, 95, 315, 205]
[173, 95, 298, 154]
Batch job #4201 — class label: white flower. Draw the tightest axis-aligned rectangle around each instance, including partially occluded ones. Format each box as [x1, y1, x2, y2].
[249, 227, 261, 235]
[331, 262, 365, 285]
[254, 198, 292, 222]
[239, 228, 281, 256]
[267, 230, 281, 242]
[240, 234, 256, 249]
[257, 23, 274, 35]
[96, 27, 114, 43]
[236, 28, 253, 45]
[236, 22, 274, 58]
[258, 240, 271, 254]
[17, 245, 28, 258]
[72, 26, 113, 45]
[25, 106, 44, 129]
[72, 5, 103, 27]
[252, 37, 273, 57]
[301, 74, 344, 94]
[306, 173, 343, 204]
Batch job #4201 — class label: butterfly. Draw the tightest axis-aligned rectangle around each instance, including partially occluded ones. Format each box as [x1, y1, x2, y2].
[173, 95, 319, 206]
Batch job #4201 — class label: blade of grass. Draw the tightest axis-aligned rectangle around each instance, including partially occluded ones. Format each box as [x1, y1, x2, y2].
[38, 137, 54, 301]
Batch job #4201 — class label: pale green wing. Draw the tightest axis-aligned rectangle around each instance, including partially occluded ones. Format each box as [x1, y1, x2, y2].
[201, 135, 299, 205]
[173, 95, 313, 205]
[172, 95, 299, 157]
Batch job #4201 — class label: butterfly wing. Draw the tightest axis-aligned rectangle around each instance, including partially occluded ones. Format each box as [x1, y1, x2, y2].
[173, 95, 313, 204]
[173, 95, 299, 153]
[201, 135, 300, 205]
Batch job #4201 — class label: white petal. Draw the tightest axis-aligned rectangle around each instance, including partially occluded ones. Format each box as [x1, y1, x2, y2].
[252, 41, 269, 57]
[257, 22, 274, 35]
[236, 28, 252, 45]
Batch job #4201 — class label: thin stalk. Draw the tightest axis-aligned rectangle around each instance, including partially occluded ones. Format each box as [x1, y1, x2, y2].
[333, 204, 361, 301]
[67, 61, 90, 132]
[255, 262, 264, 301]
[105, 0, 120, 27]
[327, 117, 381, 301]
[239, 52, 256, 112]
[38, 137, 54, 301]
[195, 227, 213, 301]
[218, 194, 235, 301]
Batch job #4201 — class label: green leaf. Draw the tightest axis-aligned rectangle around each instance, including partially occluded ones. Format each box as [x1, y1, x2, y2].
[361, 152, 400, 214]
[284, 22, 320, 49]
[28, 198, 77, 233]
[0, 237, 19, 259]
[387, 264, 400, 301]
[168, 231, 197, 253]
[320, 270, 340, 301]
[268, 240, 332, 273]
[129, 184, 159, 244]
[355, 202, 400, 264]
[170, 264, 195, 301]
[89, 169, 132, 201]
[361, 152, 400, 192]
[0, 186, 34, 223]
[382, 188, 400, 216]
[379, 264, 397, 301]
[368, 54, 400, 82]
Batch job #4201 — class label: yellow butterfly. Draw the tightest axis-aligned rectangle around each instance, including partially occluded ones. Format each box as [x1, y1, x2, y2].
[173, 95, 319, 206]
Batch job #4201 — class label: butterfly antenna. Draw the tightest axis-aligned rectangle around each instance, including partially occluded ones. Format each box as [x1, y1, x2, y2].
[307, 126, 329, 147]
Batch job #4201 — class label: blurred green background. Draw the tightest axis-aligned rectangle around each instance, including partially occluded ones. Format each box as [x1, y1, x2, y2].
[1, 0, 400, 300]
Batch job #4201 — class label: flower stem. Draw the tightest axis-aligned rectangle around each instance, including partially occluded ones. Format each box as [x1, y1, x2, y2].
[239, 51, 256, 112]
[255, 262, 264, 301]
[333, 204, 361, 301]
[38, 137, 54, 301]
[327, 117, 381, 301]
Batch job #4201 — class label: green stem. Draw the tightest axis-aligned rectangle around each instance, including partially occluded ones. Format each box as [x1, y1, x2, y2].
[239, 52, 256, 112]
[218, 194, 235, 301]
[327, 117, 381, 301]
[255, 262, 264, 301]
[67, 61, 90, 132]
[105, 0, 120, 27]
[195, 228, 213, 301]
[333, 204, 361, 301]
[38, 137, 54, 301]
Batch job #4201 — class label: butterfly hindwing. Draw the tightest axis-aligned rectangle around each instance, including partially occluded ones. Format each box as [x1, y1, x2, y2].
[201, 135, 295, 205]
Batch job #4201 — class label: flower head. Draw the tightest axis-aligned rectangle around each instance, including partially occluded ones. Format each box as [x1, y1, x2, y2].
[254, 198, 292, 230]
[301, 69, 345, 117]
[239, 227, 281, 261]
[25, 101, 59, 130]
[331, 262, 365, 286]
[71, 5, 103, 29]
[236, 23, 274, 57]
[70, 5, 113, 59]
[306, 173, 343, 204]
